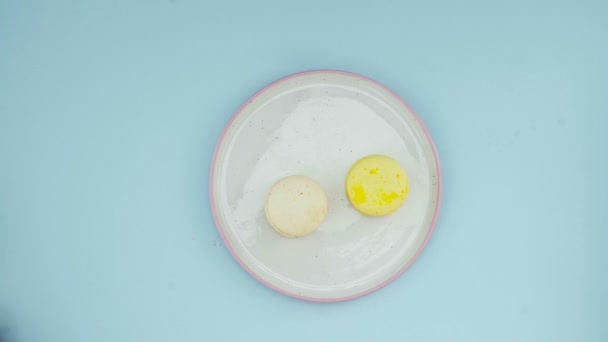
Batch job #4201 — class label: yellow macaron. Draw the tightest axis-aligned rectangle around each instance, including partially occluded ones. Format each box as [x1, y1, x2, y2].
[345, 155, 409, 216]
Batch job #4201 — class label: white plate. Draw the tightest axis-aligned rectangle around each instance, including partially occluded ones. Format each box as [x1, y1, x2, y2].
[210, 70, 442, 302]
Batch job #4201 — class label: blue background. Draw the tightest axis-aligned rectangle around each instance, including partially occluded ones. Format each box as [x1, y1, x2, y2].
[1, 0, 607, 341]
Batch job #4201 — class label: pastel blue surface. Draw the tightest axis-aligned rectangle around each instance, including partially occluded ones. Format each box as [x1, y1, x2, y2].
[1, 0, 607, 341]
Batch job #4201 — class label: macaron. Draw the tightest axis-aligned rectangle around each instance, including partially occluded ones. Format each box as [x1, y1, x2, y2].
[346, 155, 409, 216]
[264, 175, 328, 238]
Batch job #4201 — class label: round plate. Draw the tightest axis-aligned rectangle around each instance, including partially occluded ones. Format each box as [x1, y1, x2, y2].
[210, 70, 442, 302]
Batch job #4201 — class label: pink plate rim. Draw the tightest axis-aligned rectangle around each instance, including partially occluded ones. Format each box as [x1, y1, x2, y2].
[209, 69, 443, 302]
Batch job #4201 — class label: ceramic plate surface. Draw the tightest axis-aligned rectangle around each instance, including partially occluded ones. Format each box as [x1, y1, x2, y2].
[210, 70, 441, 302]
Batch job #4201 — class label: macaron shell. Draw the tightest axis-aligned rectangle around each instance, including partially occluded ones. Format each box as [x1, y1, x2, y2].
[264, 175, 328, 238]
[346, 155, 409, 216]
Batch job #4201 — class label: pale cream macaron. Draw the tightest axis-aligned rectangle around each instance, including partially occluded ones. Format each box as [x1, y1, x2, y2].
[264, 175, 328, 238]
